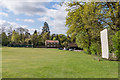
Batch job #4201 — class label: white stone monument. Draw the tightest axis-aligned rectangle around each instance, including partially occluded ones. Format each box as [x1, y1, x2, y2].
[100, 29, 109, 59]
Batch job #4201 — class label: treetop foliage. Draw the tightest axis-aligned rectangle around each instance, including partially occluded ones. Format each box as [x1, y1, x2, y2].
[65, 2, 120, 57]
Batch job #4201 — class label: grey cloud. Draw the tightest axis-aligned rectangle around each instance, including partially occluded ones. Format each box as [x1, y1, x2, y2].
[16, 6, 46, 14]
[12, 2, 47, 15]
[1, 1, 48, 16]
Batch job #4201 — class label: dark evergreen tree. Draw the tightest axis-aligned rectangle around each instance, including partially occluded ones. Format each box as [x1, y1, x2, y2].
[41, 22, 50, 35]
[41, 22, 50, 41]
[34, 30, 37, 34]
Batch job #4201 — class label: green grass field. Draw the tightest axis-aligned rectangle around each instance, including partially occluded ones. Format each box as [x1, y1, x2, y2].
[2, 47, 118, 78]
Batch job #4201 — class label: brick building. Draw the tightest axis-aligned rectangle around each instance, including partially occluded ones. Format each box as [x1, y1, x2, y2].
[45, 40, 59, 48]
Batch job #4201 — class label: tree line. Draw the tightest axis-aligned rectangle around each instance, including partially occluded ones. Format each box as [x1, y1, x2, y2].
[65, 2, 120, 60]
[1, 22, 74, 48]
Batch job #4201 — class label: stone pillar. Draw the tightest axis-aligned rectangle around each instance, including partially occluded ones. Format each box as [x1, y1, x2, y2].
[100, 29, 109, 59]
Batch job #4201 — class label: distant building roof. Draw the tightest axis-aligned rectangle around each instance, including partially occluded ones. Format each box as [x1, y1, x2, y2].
[68, 43, 78, 47]
[45, 40, 59, 43]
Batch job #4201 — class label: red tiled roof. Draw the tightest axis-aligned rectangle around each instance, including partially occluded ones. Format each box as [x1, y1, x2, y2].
[45, 40, 59, 43]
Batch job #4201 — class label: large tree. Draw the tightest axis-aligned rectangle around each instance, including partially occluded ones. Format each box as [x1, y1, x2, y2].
[2, 32, 8, 46]
[41, 22, 50, 35]
[41, 22, 50, 42]
[7, 26, 13, 43]
[101, 2, 120, 32]
[58, 34, 67, 47]
[16, 27, 29, 44]
[50, 34, 59, 40]
[11, 30, 20, 44]
[42, 32, 50, 43]
[32, 30, 39, 47]
[112, 30, 120, 60]
[66, 1, 120, 55]
[66, 2, 103, 54]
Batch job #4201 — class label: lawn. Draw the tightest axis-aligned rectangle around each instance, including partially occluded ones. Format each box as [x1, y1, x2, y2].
[2, 47, 118, 78]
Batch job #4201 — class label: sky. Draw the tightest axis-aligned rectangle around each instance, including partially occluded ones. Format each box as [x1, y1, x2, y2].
[0, 0, 69, 35]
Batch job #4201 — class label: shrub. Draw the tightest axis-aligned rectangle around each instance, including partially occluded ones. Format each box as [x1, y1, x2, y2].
[90, 42, 101, 56]
[112, 30, 120, 60]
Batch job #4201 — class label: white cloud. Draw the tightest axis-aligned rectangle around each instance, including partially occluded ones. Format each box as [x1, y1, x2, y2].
[0, 12, 8, 17]
[21, 25, 28, 28]
[24, 19, 34, 23]
[0, 20, 28, 32]
[0, 20, 17, 28]
[1, 1, 68, 34]
[0, 20, 40, 34]
[16, 18, 34, 23]
[16, 19, 20, 21]
[48, 3, 68, 34]
[38, 17, 51, 22]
